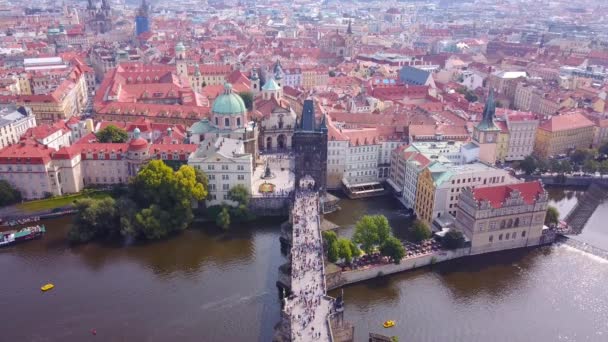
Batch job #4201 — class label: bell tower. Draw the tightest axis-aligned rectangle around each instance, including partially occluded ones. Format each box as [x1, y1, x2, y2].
[473, 89, 500, 164]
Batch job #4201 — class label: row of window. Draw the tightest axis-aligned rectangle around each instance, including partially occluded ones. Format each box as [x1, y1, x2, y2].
[489, 230, 526, 242]
[206, 164, 246, 171]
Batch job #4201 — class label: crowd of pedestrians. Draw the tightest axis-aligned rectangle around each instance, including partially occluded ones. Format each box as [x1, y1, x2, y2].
[284, 185, 332, 341]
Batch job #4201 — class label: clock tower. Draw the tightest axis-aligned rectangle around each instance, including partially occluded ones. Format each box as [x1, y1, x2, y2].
[473, 89, 500, 164]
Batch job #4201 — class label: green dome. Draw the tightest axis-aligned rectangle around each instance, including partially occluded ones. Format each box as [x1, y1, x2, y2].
[212, 84, 247, 115]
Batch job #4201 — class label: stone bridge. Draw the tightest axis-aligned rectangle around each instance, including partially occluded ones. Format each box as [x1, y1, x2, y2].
[274, 178, 353, 342]
[563, 182, 608, 234]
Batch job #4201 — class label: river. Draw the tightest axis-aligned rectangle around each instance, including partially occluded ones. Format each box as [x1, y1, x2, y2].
[1, 187, 608, 341]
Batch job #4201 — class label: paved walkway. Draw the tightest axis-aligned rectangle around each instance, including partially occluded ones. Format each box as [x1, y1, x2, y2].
[283, 190, 333, 342]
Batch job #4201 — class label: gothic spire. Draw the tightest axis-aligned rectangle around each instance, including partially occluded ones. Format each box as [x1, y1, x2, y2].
[476, 88, 499, 131]
[347, 19, 352, 35]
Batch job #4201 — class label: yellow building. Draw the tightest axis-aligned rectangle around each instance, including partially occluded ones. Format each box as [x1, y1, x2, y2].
[415, 167, 435, 226]
[495, 121, 510, 164]
[534, 112, 595, 158]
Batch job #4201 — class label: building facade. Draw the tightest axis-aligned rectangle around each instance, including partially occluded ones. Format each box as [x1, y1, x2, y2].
[455, 181, 548, 255]
[0, 106, 36, 149]
[534, 112, 595, 158]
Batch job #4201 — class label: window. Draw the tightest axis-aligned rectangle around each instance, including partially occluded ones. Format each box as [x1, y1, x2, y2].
[221, 165, 229, 170]
[208, 175, 215, 180]
[222, 184, 229, 190]
[222, 175, 229, 180]
[215, 117, 219, 126]
[237, 117, 241, 127]
[505, 233, 510, 239]
[522, 231, 526, 238]
[237, 175, 244, 180]
[207, 165, 215, 170]
[499, 234, 503, 241]
[489, 235, 493, 242]
[224, 118, 230, 127]
[237, 165, 244, 171]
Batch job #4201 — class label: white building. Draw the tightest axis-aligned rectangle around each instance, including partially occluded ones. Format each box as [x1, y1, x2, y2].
[433, 163, 518, 219]
[188, 137, 253, 205]
[504, 112, 539, 161]
[0, 106, 37, 149]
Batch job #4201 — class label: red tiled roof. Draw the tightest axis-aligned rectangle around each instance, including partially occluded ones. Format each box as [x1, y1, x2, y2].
[472, 181, 544, 209]
[538, 112, 594, 132]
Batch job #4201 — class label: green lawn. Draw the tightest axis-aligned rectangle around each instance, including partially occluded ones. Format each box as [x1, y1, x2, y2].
[16, 190, 111, 213]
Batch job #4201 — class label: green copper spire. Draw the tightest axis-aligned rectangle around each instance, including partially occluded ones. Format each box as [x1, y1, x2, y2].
[476, 89, 499, 131]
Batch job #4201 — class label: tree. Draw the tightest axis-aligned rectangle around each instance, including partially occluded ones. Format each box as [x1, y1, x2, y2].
[549, 159, 562, 173]
[337, 238, 353, 264]
[327, 239, 339, 263]
[464, 92, 478, 103]
[322, 230, 338, 245]
[216, 206, 231, 230]
[537, 157, 550, 173]
[571, 148, 594, 165]
[380, 236, 406, 264]
[352, 215, 392, 254]
[561, 160, 573, 174]
[68, 197, 120, 243]
[600, 160, 608, 175]
[0, 180, 21, 206]
[441, 230, 465, 249]
[328, 70, 336, 77]
[228, 184, 250, 206]
[599, 142, 608, 156]
[238, 91, 253, 111]
[583, 159, 599, 174]
[409, 220, 432, 243]
[519, 156, 538, 175]
[95, 125, 128, 143]
[545, 206, 559, 227]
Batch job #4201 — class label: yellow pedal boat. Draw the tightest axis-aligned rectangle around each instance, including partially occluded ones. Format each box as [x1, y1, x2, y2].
[41, 283, 54, 291]
[383, 320, 395, 328]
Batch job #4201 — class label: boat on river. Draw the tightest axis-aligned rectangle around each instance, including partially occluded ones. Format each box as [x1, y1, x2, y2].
[0, 225, 46, 248]
[383, 320, 395, 328]
[41, 283, 54, 291]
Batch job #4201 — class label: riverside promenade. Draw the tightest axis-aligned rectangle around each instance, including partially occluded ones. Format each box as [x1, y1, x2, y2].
[283, 187, 334, 341]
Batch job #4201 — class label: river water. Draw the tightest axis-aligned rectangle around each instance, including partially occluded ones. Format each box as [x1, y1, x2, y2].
[1, 188, 608, 341]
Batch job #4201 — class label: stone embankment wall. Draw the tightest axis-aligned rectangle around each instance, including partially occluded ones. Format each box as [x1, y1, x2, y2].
[327, 247, 471, 290]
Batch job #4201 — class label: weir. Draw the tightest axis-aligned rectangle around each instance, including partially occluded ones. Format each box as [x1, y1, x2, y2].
[563, 183, 608, 234]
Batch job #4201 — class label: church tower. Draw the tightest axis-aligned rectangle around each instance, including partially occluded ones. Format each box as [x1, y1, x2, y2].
[250, 68, 261, 94]
[175, 42, 188, 77]
[344, 20, 355, 60]
[273, 60, 284, 88]
[473, 89, 500, 164]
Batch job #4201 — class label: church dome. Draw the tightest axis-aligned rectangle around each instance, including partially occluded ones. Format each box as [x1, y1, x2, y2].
[175, 42, 186, 52]
[128, 127, 148, 151]
[212, 83, 247, 116]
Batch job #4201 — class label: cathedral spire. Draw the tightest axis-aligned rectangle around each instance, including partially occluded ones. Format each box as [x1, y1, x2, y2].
[347, 19, 352, 35]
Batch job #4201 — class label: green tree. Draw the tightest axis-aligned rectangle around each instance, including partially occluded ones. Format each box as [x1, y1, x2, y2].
[95, 125, 128, 143]
[216, 206, 231, 230]
[570, 149, 594, 165]
[464, 92, 478, 102]
[238, 91, 254, 111]
[0, 180, 21, 206]
[327, 239, 339, 263]
[409, 220, 432, 243]
[322, 230, 338, 245]
[583, 159, 599, 174]
[519, 156, 538, 175]
[352, 215, 392, 254]
[123, 161, 207, 240]
[328, 70, 336, 77]
[228, 184, 250, 206]
[441, 230, 465, 249]
[545, 206, 559, 227]
[600, 160, 608, 175]
[599, 142, 608, 156]
[537, 157, 549, 173]
[380, 236, 406, 264]
[561, 160, 573, 174]
[68, 197, 120, 242]
[337, 238, 353, 264]
[549, 159, 562, 173]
